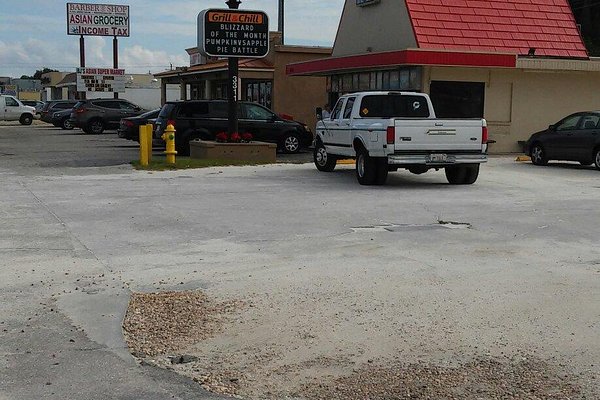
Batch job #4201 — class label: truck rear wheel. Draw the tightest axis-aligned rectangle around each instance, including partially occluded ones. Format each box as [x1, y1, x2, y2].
[314, 142, 336, 172]
[445, 164, 479, 185]
[374, 158, 388, 185]
[462, 164, 480, 184]
[356, 150, 376, 185]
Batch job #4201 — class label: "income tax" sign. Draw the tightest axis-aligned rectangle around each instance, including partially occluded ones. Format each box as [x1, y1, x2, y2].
[198, 9, 269, 58]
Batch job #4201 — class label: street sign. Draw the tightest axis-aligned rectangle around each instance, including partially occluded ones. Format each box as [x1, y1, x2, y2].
[76, 67, 126, 93]
[67, 3, 130, 37]
[197, 9, 269, 58]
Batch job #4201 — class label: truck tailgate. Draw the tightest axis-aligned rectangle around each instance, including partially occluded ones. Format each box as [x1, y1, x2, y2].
[394, 119, 484, 152]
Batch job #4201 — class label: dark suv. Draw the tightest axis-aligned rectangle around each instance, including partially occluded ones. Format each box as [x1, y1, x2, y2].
[154, 100, 313, 155]
[40, 100, 78, 123]
[70, 98, 146, 134]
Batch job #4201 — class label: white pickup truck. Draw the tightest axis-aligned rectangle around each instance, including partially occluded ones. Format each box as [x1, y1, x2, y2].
[314, 91, 488, 185]
[0, 95, 35, 125]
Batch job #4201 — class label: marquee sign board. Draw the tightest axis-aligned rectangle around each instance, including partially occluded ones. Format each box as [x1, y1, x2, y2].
[76, 67, 126, 92]
[67, 2, 130, 37]
[197, 9, 269, 58]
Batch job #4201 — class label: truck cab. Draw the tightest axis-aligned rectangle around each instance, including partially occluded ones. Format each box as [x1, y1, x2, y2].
[0, 95, 35, 125]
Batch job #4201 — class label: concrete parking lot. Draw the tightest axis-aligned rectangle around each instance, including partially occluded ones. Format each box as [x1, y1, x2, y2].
[1, 122, 599, 399]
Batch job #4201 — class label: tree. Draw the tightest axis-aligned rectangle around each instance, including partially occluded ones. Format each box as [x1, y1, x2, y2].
[569, 0, 600, 56]
[33, 67, 58, 80]
[19, 68, 59, 83]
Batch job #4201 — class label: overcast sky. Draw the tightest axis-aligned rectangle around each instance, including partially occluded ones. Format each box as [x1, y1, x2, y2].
[0, 0, 345, 78]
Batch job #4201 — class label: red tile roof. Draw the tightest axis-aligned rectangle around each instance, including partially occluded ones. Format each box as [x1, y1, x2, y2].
[405, 0, 588, 58]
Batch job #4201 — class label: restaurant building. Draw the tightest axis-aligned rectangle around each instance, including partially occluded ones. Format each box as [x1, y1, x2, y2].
[287, 0, 600, 153]
[155, 33, 331, 130]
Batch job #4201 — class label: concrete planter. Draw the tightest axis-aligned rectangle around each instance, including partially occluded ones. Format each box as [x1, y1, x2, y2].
[189, 140, 277, 163]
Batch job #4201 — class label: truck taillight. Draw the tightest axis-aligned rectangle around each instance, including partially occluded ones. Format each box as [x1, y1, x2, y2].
[482, 126, 488, 144]
[167, 119, 176, 127]
[386, 126, 395, 145]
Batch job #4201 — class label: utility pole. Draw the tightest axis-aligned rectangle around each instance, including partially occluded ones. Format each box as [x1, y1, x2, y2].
[79, 35, 86, 100]
[113, 36, 119, 99]
[278, 0, 284, 44]
[226, 0, 241, 135]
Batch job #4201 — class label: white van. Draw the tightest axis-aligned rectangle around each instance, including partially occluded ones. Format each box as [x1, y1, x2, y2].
[0, 95, 36, 125]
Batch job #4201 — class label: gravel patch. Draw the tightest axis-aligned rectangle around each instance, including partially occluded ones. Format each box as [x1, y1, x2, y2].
[302, 356, 582, 400]
[122, 290, 241, 357]
[122, 291, 589, 399]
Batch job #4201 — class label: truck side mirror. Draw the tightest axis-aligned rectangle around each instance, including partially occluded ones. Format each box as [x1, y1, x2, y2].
[316, 107, 323, 121]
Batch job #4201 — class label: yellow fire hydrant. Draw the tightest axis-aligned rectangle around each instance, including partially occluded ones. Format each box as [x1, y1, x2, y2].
[162, 124, 177, 164]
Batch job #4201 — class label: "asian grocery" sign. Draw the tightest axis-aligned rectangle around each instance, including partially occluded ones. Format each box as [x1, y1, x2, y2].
[67, 3, 130, 37]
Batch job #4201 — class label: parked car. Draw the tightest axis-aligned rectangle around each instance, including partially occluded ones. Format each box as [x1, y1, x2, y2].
[21, 100, 44, 114]
[526, 111, 600, 170]
[117, 109, 160, 141]
[50, 108, 75, 130]
[40, 101, 78, 123]
[154, 100, 313, 155]
[0, 95, 35, 125]
[69, 98, 146, 134]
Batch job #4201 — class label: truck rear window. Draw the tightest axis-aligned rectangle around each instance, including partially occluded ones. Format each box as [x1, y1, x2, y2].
[359, 95, 430, 118]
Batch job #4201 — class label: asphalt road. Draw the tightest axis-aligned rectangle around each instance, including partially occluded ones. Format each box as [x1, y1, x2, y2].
[0, 122, 313, 175]
[1, 121, 598, 399]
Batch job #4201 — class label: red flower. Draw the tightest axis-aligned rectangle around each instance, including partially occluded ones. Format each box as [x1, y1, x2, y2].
[215, 132, 228, 143]
[241, 132, 253, 142]
[230, 132, 242, 143]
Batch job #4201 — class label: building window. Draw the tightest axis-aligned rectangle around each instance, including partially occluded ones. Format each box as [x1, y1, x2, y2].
[327, 67, 422, 97]
[190, 82, 205, 100]
[429, 81, 485, 119]
[243, 80, 272, 109]
[359, 73, 370, 91]
[212, 81, 228, 100]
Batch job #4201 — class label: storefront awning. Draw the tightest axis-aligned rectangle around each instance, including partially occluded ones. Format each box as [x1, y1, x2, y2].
[287, 49, 517, 76]
[156, 59, 274, 79]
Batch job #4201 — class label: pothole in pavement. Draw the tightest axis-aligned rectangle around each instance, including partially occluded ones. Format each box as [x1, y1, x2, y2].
[122, 290, 243, 358]
[351, 220, 471, 233]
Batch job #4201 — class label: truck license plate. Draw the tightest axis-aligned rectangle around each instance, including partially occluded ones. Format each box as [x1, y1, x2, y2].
[429, 153, 447, 162]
